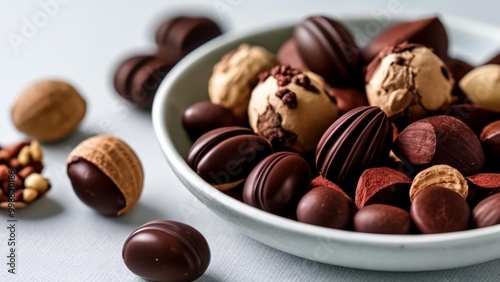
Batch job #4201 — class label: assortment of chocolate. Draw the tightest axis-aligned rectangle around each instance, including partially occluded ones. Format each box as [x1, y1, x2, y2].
[0, 140, 49, 209]
[183, 15, 500, 235]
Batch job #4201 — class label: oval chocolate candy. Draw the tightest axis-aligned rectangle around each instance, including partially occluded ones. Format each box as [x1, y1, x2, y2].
[472, 193, 500, 228]
[296, 186, 352, 229]
[243, 152, 310, 216]
[188, 126, 272, 191]
[354, 204, 411, 234]
[182, 101, 238, 141]
[410, 186, 470, 234]
[122, 220, 210, 282]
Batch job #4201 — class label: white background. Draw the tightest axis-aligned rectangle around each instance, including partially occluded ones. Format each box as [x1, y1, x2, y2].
[1, 0, 500, 281]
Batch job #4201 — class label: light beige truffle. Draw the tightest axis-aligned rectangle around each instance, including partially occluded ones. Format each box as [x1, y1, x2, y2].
[248, 65, 339, 153]
[459, 64, 500, 110]
[365, 43, 453, 122]
[208, 44, 276, 122]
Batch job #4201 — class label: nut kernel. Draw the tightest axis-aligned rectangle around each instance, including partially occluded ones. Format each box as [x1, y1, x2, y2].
[18, 145, 31, 166]
[29, 140, 43, 162]
[410, 165, 468, 202]
[24, 173, 49, 193]
[23, 188, 39, 202]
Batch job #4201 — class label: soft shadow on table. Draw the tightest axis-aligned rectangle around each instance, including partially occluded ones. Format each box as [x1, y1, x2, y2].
[197, 274, 225, 282]
[41, 128, 100, 151]
[1, 197, 64, 220]
[113, 202, 166, 226]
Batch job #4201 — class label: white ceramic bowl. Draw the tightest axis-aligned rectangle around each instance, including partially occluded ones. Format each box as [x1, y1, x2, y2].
[153, 15, 500, 271]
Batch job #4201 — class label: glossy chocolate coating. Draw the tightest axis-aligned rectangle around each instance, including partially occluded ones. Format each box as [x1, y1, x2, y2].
[243, 152, 310, 216]
[354, 204, 411, 234]
[472, 193, 500, 228]
[122, 220, 210, 282]
[182, 102, 238, 141]
[363, 16, 448, 63]
[328, 87, 369, 114]
[67, 158, 125, 215]
[410, 186, 470, 234]
[188, 127, 272, 188]
[315, 106, 392, 196]
[277, 38, 307, 70]
[114, 55, 174, 109]
[295, 16, 362, 87]
[296, 186, 352, 229]
[156, 17, 222, 60]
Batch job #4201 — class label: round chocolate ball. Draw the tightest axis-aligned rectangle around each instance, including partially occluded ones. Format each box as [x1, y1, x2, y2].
[296, 186, 352, 229]
[182, 101, 238, 141]
[123, 220, 210, 282]
[354, 204, 411, 234]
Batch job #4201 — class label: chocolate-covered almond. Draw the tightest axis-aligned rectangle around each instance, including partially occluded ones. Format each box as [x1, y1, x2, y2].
[243, 152, 310, 216]
[295, 16, 362, 87]
[354, 204, 411, 234]
[188, 127, 272, 191]
[123, 220, 210, 282]
[297, 186, 352, 229]
[395, 115, 485, 176]
[155, 17, 222, 60]
[411, 186, 470, 234]
[472, 193, 500, 228]
[466, 173, 500, 207]
[363, 16, 448, 63]
[481, 120, 500, 160]
[182, 102, 238, 141]
[316, 106, 392, 196]
[114, 55, 174, 109]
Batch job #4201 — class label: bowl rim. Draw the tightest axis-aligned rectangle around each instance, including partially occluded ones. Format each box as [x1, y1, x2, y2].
[152, 13, 500, 247]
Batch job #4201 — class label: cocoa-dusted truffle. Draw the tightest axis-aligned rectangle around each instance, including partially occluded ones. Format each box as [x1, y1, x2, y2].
[248, 65, 339, 153]
[365, 42, 454, 123]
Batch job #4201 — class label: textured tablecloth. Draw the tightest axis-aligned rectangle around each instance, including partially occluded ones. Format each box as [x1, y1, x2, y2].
[1, 0, 500, 281]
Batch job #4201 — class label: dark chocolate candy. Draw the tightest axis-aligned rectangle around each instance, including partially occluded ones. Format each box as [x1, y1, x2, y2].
[363, 16, 448, 63]
[295, 16, 362, 87]
[445, 57, 473, 102]
[444, 104, 500, 136]
[122, 220, 210, 282]
[481, 120, 500, 160]
[466, 173, 500, 207]
[472, 193, 500, 228]
[410, 186, 470, 234]
[315, 106, 392, 196]
[114, 55, 175, 109]
[395, 115, 485, 176]
[156, 16, 222, 60]
[296, 186, 352, 229]
[182, 102, 238, 141]
[243, 152, 310, 216]
[67, 158, 125, 215]
[328, 87, 368, 114]
[276, 39, 307, 70]
[188, 127, 272, 190]
[354, 204, 411, 234]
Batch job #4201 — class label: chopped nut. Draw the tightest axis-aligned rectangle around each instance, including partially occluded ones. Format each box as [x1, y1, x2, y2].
[23, 188, 39, 203]
[410, 165, 468, 202]
[24, 173, 49, 193]
[17, 145, 31, 166]
[29, 140, 43, 162]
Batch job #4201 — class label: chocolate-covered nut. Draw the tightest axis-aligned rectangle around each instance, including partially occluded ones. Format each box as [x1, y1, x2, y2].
[472, 193, 500, 228]
[354, 204, 411, 234]
[297, 186, 352, 229]
[68, 159, 125, 215]
[410, 165, 468, 203]
[67, 135, 143, 216]
[316, 106, 392, 196]
[114, 55, 174, 109]
[309, 175, 353, 204]
[295, 16, 362, 87]
[459, 64, 500, 111]
[480, 120, 500, 160]
[277, 39, 307, 70]
[355, 167, 411, 210]
[188, 127, 272, 191]
[182, 101, 238, 141]
[123, 220, 210, 282]
[155, 17, 222, 60]
[444, 104, 500, 135]
[411, 186, 470, 234]
[243, 152, 310, 216]
[445, 57, 473, 102]
[394, 115, 485, 176]
[363, 16, 448, 63]
[466, 173, 500, 207]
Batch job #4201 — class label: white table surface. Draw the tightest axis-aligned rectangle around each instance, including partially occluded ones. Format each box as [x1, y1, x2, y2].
[1, 0, 500, 281]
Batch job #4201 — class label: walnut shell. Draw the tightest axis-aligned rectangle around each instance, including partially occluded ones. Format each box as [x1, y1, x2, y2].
[11, 80, 86, 142]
